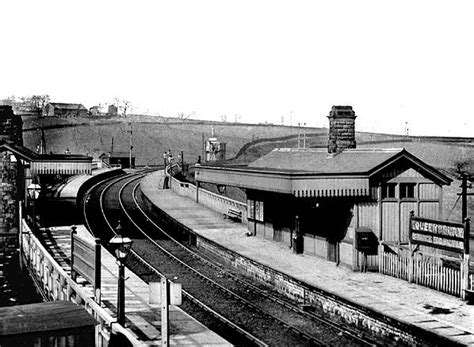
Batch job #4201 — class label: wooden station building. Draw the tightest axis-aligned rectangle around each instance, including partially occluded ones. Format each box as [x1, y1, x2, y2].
[195, 106, 452, 270]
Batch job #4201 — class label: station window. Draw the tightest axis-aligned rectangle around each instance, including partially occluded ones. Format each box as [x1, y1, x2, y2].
[247, 199, 264, 222]
[382, 183, 396, 199]
[400, 183, 416, 199]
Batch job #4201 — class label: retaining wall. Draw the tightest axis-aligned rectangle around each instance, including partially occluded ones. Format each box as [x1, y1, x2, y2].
[138, 187, 461, 346]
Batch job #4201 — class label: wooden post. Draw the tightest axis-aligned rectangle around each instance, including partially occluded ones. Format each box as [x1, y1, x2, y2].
[462, 218, 470, 300]
[196, 181, 200, 203]
[408, 211, 415, 283]
[18, 201, 23, 270]
[461, 174, 468, 222]
[94, 238, 101, 303]
[161, 276, 170, 346]
[70, 226, 77, 281]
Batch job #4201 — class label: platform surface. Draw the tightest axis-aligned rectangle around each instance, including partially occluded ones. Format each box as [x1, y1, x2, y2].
[40, 224, 231, 346]
[141, 170, 474, 346]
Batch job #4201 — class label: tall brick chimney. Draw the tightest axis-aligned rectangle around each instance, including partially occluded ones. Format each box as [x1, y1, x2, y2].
[327, 105, 356, 153]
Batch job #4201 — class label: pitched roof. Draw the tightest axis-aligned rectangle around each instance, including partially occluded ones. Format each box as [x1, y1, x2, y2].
[49, 102, 87, 110]
[0, 143, 92, 161]
[0, 301, 96, 336]
[247, 147, 452, 185]
[249, 148, 404, 174]
[196, 147, 452, 197]
[99, 152, 133, 158]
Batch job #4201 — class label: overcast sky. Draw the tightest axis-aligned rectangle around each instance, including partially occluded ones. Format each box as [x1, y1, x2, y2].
[1, 1, 473, 136]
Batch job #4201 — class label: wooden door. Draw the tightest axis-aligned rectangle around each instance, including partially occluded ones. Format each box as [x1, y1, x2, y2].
[327, 240, 338, 262]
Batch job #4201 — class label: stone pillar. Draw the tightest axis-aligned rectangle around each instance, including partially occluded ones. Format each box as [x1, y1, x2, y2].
[0, 106, 23, 236]
[327, 105, 356, 153]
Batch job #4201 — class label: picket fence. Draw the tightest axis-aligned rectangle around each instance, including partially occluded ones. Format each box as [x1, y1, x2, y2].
[380, 249, 472, 297]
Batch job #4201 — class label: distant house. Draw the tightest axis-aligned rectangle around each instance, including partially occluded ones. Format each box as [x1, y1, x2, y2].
[43, 103, 88, 117]
[89, 106, 101, 116]
[99, 152, 135, 169]
[107, 105, 118, 117]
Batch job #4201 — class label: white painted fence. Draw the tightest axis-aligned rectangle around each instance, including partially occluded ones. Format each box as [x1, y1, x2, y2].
[20, 221, 145, 346]
[379, 244, 472, 298]
[170, 177, 247, 223]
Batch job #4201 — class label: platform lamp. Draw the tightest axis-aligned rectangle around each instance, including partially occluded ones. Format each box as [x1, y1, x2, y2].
[27, 180, 41, 231]
[109, 221, 133, 326]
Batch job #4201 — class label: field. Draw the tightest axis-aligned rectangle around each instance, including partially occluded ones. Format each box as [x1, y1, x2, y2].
[22, 115, 308, 166]
[22, 114, 473, 223]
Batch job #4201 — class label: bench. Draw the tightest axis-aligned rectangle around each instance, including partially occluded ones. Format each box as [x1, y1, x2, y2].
[224, 208, 242, 222]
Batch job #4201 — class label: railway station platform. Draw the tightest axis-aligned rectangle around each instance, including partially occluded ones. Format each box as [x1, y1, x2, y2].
[140, 171, 474, 346]
[39, 224, 231, 346]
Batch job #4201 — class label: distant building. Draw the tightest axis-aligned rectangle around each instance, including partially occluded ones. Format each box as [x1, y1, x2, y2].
[205, 129, 226, 162]
[89, 106, 101, 116]
[107, 105, 118, 117]
[99, 152, 135, 169]
[43, 103, 88, 117]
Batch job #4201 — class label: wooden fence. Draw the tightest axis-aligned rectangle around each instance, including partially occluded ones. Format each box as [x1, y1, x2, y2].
[379, 245, 472, 297]
[170, 176, 247, 223]
[20, 220, 145, 346]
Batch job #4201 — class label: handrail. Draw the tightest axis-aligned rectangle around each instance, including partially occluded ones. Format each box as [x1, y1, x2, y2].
[170, 176, 246, 209]
[21, 220, 145, 346]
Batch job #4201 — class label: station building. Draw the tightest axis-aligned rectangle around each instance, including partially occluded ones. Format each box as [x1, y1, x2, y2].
[99, 151, 135, 169]
[194, 106, 452, 270]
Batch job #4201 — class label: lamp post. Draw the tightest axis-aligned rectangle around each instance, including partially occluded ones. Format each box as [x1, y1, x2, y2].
[109, 221, 133, 326]
[27, 181, 41, 230]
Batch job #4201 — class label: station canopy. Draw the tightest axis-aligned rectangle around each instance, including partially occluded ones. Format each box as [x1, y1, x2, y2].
[195, 148, 452, 198]
[0, 143, 92, 175]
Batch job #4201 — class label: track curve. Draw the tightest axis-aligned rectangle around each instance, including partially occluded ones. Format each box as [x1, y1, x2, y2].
[84, 171, 381, 346]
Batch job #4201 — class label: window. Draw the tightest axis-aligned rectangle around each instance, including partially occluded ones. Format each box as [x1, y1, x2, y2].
[382, 183, 396, 199]
[247, 199, 264, 221]
[400, 183, 416, 199]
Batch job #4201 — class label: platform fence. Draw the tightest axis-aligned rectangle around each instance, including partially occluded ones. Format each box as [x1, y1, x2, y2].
[20, 220, 145, 346]
[170, 176, 247, 223]
[379, 245, 472, 298]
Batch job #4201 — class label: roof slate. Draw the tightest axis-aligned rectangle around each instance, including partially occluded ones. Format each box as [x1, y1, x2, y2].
[49, 102, 87, 110]
[249, 148, 404, 174]
[99, 152, 133, 158]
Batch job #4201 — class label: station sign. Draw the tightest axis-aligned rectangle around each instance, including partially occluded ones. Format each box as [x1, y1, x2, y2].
[409, 216, 466, 253]
[149, 281, 182, 306]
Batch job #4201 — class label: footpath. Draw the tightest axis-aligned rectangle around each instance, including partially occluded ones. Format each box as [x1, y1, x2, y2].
[141, 171, 474, 346]
[40, 224, 231, 346]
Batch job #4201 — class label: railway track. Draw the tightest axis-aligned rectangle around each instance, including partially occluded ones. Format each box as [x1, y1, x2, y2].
[83, 171, 382, 346]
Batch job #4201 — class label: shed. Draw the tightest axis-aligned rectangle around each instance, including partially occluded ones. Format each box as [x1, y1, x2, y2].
[99, 151, 135, 169]
[43, 102, 88, 117]
[194, 106, 453, 270]
[0, 301, 96, 345]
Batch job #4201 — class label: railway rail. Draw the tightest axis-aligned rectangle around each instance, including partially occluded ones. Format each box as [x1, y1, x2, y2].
[83, 171, 385, 346]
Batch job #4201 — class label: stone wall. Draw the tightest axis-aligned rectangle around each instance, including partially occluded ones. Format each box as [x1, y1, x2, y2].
[0, 105, 23, 146]
[0, 152, 18, 233]
[0, 106, 23, 235]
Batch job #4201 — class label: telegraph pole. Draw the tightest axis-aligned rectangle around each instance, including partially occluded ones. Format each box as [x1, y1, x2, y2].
[128, 123, 133, 169]
[461, 173, 469, 222]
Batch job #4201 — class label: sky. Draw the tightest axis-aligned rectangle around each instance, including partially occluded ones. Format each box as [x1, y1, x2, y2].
[1, 0, 473, 137]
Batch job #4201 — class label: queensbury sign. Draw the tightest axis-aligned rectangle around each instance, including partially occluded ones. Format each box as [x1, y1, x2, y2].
[409, 215, 466, 253]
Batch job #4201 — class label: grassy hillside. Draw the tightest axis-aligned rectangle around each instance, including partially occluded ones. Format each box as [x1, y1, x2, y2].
[22, 113, 472, 223]
[22, 114, 310, 166]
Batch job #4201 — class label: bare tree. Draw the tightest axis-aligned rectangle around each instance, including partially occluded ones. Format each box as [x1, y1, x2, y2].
[114, 98, 132, 116]
[177, 111, 195, 121]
